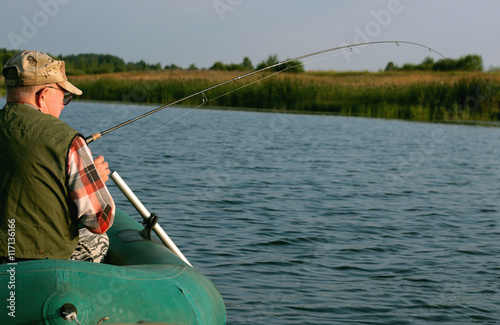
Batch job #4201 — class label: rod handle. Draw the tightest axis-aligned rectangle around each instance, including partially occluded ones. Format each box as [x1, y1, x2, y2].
[85, 133, 102, 145]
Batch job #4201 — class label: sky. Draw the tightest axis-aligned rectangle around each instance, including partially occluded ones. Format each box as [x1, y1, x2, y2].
[1, 0, 499, 72]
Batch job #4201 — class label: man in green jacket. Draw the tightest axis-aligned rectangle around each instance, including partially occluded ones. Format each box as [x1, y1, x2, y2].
[0, 50, 115, 263]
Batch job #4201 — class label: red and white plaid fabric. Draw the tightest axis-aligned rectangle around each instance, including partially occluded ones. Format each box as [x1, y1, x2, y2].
[67, 136, 115, 234]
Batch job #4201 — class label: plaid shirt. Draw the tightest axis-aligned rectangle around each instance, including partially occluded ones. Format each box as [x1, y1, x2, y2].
[67, 136, 115, 233]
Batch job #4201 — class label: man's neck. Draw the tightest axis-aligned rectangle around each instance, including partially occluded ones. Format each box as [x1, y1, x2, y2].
[8, 101, 42, 112]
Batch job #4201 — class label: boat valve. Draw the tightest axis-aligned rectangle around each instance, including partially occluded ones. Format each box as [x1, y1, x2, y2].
[60, 303, 81, 325]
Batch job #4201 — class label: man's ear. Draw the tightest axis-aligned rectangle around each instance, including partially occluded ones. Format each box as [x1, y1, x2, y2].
[36, 87, 48, 113]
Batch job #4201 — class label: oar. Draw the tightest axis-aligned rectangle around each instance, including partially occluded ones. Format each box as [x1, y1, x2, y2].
[110, 171, 193, 267]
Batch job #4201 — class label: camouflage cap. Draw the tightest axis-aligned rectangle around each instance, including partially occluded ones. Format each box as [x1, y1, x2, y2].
[2, 50, 82, 95]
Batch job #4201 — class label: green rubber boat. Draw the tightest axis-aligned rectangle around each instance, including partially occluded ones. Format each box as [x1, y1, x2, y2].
[0, 208, 226, 324]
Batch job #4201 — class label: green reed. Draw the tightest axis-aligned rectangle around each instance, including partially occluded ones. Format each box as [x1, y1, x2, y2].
[72, 72, 500, 122]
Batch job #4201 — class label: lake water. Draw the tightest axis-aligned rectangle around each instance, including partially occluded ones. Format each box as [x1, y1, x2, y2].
[60, 101, 499, 324]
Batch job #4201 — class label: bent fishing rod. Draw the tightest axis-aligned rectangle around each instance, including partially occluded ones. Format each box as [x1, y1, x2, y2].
[84, 40, 446, 145]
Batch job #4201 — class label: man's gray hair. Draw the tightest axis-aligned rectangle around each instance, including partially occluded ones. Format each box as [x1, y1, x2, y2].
[6, 85, 47, 101]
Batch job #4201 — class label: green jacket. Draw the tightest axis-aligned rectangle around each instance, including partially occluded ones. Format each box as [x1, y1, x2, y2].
[0, 103, 80, 259]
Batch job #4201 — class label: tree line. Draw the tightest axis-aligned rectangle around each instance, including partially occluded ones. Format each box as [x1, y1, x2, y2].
[385, 54, 484, 72]
[0, 48, 305, 75]
[0, 48, 488, 76]
[0, 48, 173, 75]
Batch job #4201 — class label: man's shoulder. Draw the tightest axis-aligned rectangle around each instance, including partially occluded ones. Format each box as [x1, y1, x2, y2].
[1, 102, 79, 140]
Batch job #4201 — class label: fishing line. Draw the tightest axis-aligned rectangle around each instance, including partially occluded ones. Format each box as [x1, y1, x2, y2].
[131, 68, 290, 143]
[85, 40, 447, 145]
[131, 57, 356, 143]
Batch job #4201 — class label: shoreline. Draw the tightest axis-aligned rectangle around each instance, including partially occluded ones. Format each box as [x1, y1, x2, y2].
[69, 98, 500, 128]
[2, 70, 500, 123]
[2, 95, 499, 127]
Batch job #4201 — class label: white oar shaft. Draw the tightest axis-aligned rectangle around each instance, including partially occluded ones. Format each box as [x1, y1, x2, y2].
[110, 171, 192, 267]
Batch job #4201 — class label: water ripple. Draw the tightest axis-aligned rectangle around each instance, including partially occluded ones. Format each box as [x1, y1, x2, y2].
[62, 103, 500, 324]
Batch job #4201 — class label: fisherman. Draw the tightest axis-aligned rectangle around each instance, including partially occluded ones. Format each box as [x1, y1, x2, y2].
[0, 50, 115, 263]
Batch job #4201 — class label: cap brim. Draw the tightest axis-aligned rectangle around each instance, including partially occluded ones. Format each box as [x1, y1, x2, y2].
[57, 80, 82, 96]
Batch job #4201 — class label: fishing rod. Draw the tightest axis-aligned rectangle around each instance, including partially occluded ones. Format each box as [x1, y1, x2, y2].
[84, 40, 446, 145]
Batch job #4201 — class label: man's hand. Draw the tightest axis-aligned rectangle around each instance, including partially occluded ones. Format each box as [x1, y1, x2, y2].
[94, 155, 110, 183]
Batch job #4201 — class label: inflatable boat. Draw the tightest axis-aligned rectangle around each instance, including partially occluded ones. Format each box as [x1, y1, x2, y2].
[0, 207, 226, 324]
